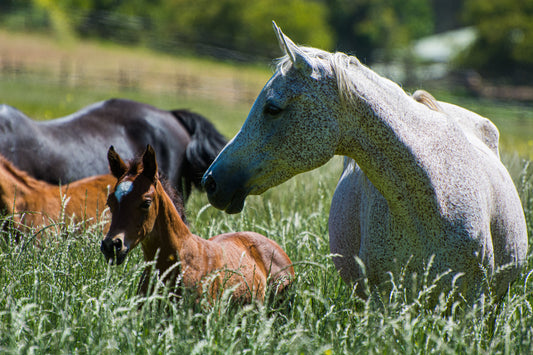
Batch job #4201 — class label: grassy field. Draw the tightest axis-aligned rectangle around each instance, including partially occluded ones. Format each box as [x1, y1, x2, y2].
[1, 31, 533, 353]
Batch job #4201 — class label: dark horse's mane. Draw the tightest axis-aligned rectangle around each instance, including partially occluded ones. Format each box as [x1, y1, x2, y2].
[170, 109, 227, 199]
[126, 158, 188, 225]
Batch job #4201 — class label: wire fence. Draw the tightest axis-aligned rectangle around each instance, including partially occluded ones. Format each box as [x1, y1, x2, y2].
[1, 56, 262, 106]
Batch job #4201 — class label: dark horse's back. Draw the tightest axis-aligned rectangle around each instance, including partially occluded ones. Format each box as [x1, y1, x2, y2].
[0, 99, 227, 198]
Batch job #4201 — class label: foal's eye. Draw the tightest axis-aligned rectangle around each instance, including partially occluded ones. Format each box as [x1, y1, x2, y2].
[264, 103, 282, 116]
[140, 200, 152, 210]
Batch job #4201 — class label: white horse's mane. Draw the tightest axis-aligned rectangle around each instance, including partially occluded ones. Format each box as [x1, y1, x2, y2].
[275, 46, 406, 107]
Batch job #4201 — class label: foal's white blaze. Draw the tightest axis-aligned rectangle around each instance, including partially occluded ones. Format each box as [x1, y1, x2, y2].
[115, 181, 133, 202]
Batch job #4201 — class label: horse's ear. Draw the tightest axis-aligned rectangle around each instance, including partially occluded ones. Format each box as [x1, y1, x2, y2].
[142, 145, 158, 182]
[272, 21, 313, 76]
[108, 146, 128, 178]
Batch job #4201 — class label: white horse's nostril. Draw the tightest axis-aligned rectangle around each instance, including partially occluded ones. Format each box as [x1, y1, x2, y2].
[203, 174, 217, 194]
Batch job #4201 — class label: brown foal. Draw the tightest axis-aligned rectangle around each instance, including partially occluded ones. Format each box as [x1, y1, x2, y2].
[0, 154, 112, 234]
[101, 145, 294, 303]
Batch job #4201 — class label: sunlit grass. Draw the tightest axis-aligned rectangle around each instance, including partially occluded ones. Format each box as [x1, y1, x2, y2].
[1, 150, 532, 353]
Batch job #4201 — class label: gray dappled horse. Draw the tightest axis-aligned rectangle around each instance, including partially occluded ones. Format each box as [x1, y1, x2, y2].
[202, 23, 528, 305]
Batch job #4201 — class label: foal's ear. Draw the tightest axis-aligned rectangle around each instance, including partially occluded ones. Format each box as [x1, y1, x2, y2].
[272, 21, 313, 76]
[142, 145, 158, 182]
[108, 146, 128, 178]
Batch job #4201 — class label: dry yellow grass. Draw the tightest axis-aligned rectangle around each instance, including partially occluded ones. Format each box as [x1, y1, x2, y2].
[0, 30, 271, 106]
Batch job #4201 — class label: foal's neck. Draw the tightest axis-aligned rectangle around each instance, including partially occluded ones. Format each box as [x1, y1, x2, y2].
[142, 182, 192, 269]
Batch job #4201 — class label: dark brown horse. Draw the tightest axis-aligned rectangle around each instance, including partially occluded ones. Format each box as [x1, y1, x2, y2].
[101, 145, 294, 303]
[0, 154, 113, 234]
[0, 98, 227, 199]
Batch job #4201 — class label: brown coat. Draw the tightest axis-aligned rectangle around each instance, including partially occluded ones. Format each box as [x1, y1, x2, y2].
[101, 145, 294, 303]
[0, 155, 113, 233]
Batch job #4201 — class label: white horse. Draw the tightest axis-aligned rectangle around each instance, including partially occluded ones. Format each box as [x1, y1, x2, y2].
[202, 23, 528, 304]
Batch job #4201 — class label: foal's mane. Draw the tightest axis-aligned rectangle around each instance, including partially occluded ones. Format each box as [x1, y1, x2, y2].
[126, 158, 188, 224]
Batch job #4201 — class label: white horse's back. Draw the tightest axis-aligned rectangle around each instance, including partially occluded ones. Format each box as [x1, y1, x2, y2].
[413, 90, 500, 157]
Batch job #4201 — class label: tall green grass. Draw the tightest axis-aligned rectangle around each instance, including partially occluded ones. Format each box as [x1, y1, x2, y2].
[1, 151, 533, 354]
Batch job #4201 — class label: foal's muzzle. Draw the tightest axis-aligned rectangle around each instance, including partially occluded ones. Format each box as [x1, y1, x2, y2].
[101, 234, 128, 265]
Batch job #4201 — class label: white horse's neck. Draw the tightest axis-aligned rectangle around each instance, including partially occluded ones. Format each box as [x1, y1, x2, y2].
[333, 63, 455, 228]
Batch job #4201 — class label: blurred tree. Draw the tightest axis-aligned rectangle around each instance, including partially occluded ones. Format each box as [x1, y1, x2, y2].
[431, 0, 463, 33]
[240, 0, 333, 56]
[459, 0, 533, 83]
[71, 0, 149, 44]
[33, 0, 77, 43]
[325, 0, 434, 63]
[148, 0, 333, 59]
[324, 0, 372, 59]
[0, 0, 48, 31]
[4, 0, 442, 66]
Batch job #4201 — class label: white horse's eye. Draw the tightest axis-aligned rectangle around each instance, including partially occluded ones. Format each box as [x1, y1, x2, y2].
[264, 103, 282, 116]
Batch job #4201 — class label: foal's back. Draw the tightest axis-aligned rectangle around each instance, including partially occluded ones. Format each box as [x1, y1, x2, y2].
[211, 231, 294, 289]
[184, 231, 294, 301]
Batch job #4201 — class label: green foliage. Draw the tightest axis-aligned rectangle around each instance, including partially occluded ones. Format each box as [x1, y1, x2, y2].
[32, 0, 78, 43]
[148, 0, 333, 58]
[460, 0, 533, 82]
[9, 0, 332, 59]
[358, 0, 433, 59]
[0, 0, 49, 32]
[1, 0, 439, 62]
[326, 0, 434, 62]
